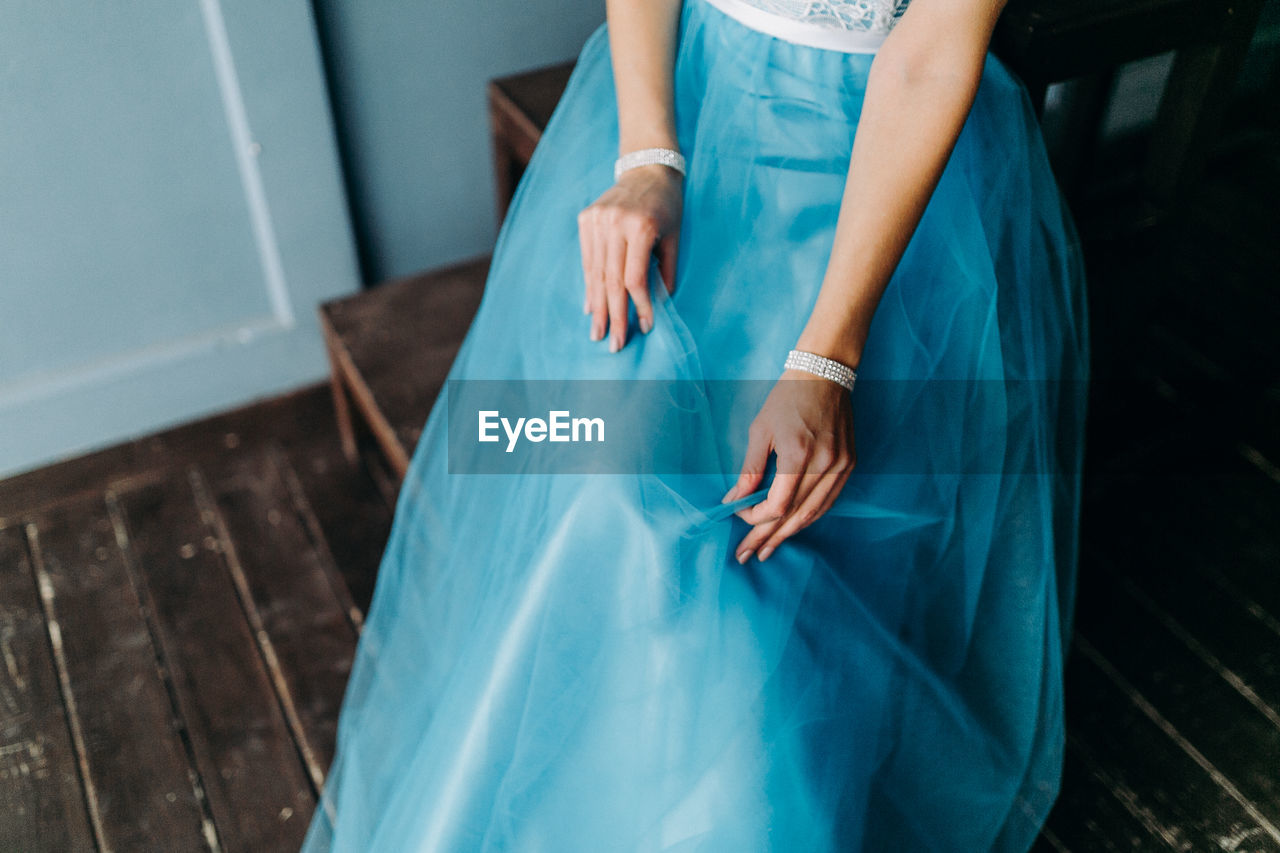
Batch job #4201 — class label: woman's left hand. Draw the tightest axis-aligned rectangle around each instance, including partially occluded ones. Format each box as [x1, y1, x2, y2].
[721, 371, 856, 563]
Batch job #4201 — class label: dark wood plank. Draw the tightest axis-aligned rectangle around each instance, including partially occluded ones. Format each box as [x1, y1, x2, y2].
[993, 0, 1236, 83]
[490, 61, 575, 148]
[277, 433, 393, 619]
[1107, 541, 1280, 717]
[1081, 376, 1190, 480]
[0, 384, 339, 525]
[128, 384, 341, 476]
[200, 447, 360, 779]
[1142, 0, 1267, 204]
[0, 525, 96, 851]
[321, 255, 489, 480]
[1074, 554, 1280, 828]
[24, 496, 212, 850]
[1065, 637, 1280, 850]
[488, 61, 573, 221]
[488, 83, 521, 225]
[1087, 461, 1280, 631]
[109, 474, 313, 852]
[1028, 831, 1068, 852]
[1039, 739, 1175, 851]
[324, 330, 361, 465]
[0, 443, 142, 529]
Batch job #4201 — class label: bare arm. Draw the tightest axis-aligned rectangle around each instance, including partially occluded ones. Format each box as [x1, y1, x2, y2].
[729, 0, 1010, 562]
[578, 0, 685, 351]
[605, 0, 682, 154]
[794, 0, 1008, 368]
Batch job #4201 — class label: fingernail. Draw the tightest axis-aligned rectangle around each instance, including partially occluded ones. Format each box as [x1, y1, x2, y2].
[757, 545, 774, 562]
[583, 299, 590, 314]
[736, 549, 752, 565]
[609, 336, 621, 353]
[720, 488, 734, 504]
[590, 324, 602, 341]
[640, 316, 653, 334]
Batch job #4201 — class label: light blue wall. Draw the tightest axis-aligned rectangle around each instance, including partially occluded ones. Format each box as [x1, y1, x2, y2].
[312, 0, 605, 283]
[0, 0, 360, 479]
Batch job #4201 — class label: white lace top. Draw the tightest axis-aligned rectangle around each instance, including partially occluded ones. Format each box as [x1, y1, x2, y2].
[737, 0, 910, 32]
[700, 0, 911, 52]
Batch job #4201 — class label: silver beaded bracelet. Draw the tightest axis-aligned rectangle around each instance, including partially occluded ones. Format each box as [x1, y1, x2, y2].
[783, 349, 858, 391]
[614, 147, 686, 182]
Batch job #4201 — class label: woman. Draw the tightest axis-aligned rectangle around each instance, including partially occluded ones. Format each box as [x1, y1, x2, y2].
[302, 0, 1090, 849]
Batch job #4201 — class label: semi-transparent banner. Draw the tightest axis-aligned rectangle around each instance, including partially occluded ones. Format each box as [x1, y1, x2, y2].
[446, 378, 1089, 475]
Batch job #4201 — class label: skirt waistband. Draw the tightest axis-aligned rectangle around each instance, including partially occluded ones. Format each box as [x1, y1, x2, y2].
[696, 0, 889, 54]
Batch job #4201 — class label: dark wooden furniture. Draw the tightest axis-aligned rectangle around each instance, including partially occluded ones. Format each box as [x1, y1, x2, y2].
[320, 256, 489, 480]
[992, 0, 1266, 208]
[488, 62, 577, 224]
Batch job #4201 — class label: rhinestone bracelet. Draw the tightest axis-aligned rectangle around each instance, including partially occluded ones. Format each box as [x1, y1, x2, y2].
[783, 350, 858, 391]
[614, 147, 686, 182]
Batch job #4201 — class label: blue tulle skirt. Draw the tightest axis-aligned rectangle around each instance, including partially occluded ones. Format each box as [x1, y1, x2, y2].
[301, 0, 1090, 849]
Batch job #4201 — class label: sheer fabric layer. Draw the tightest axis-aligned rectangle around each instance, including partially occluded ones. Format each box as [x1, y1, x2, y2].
[301, 0, 1090, 849]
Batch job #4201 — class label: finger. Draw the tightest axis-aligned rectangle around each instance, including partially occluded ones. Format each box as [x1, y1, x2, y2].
[736, 461, 824, 540]
[590, 222, 611, 341]
[735, 473, 800, 527]
[603, 228, 629, 351]
[756, 465, 846, 562]
[722, 423, 771, 503]
[623, 222, 656, 334]
[757, 438, 856, 561]
[735, 443, 807, 526]
[810, 456, 854, 520]
[733, 515, 782, 564]
[657, 231, 679, 295]
[578, 211, 597, 318]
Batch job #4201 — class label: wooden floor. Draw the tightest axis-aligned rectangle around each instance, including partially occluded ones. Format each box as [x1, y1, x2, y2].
[0, 387, 396, 851]
[1035, 108, 1280, 851]
[2, 122, 1278, 851]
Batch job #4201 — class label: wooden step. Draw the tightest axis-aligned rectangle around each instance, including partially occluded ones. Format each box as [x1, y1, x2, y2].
[320, 256, 489, 483]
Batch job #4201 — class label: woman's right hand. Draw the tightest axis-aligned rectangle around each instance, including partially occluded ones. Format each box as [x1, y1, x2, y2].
[577, 162, 683, 352]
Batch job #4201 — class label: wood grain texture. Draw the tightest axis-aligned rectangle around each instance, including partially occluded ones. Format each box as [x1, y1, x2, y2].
[202, 447, 360, 778]
[279, 435, 392, 620]
[321, 256, 490, 481]
[25, 496, 213, 850]
[1065, 639, 1280, 851]
[109, 476, 313, 852]
[488, 61, 575, 163]
[0, 525, 96, 851]
[1075, 562, 1280, 831]
[488, 62, 575, 222]
[1038, 741, 1170, 851]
